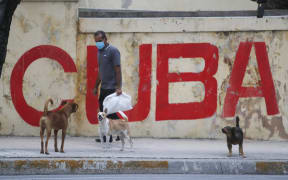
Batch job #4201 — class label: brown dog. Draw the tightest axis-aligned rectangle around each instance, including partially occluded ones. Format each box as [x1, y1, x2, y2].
[40, 99, 78, 154]
[222, 116, 245, 157]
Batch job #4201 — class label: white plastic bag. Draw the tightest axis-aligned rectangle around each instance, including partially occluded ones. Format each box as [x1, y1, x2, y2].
[103, 92, 132, 115]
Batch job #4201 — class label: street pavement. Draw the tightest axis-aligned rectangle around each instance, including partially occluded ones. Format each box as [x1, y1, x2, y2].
[0, 174, 288, 180]
[0, 136, 287, 160]
[0, 136, 288, 175]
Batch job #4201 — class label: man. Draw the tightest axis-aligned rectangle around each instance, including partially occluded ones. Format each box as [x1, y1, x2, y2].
[93, 30, 122, 143]
[0, 0, 21, 78]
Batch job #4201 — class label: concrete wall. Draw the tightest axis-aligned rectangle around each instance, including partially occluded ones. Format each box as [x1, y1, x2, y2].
[1, 0, 288, 141]
[77, 16, 288, 140]
[0, 1, 78, 136]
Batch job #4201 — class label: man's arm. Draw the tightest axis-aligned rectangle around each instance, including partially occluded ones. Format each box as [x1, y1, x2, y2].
[93, 72, 101, 95]
[112, 47, 122, 95]
[114, 65, 122, 95]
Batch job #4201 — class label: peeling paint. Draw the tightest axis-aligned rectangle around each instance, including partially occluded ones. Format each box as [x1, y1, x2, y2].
[123, 161, 168, 169]
[15, 13, 34, 33]
[256, 162, 288, 174]
[14, 160, 27, 170]
[121, 0, 132, 9]
[30, 160, 50, 169]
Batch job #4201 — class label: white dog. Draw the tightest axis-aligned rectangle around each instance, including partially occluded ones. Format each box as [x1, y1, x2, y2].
[97, 109, 133, 151]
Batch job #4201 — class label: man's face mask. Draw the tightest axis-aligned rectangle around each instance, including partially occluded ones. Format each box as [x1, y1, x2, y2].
[96, 41, 105, 50]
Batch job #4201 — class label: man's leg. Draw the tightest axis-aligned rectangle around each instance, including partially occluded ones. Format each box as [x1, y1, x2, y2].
[101, 89, 121, 142]
[96, 89, 120, 142]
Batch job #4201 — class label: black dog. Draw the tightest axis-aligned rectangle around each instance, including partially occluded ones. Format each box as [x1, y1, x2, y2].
[222, 116, 245, 157]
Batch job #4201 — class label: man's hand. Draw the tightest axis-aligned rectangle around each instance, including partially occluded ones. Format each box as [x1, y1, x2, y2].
[93, 88, 98, 95]
[116, 88, 122, 96]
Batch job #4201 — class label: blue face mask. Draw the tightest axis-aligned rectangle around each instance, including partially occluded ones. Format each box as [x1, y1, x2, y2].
[96, 41, 105, 50]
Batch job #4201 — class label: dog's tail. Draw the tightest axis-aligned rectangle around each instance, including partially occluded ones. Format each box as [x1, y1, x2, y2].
[236, 116, 240, 127]
[43, 98, 53, 116]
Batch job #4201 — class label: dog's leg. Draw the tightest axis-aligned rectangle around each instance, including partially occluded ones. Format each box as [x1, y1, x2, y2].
[105, 134, 110, 150]
[124, 130, 133, 149]
[127, 135, 133, 149]
[40, 127, 45, 154]
[54, 130, 59, 152]
[108, 135, 113, 149]
[227, 143, 232, 157]
[102, 135, 107, 149]
[99, 134, 103, 148]
[120, 132, 125, 151]
[45, 129, 51, 155]
[239, 142, 246, 158]
[60, 129, 66, 153]
[129, 137, 133, 149]
[98, 127, 104, 149]
[100, 134, 106, 150]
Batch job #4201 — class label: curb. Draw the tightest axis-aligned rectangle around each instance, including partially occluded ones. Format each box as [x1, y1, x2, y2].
[0, 158, 288, 175]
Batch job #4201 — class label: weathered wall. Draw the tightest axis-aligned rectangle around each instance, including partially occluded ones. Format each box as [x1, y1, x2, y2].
[75, 30, 288, 140]
[1, 0, 288, 141]
[77, 14, 288, 140]
[0, 1, 77, 135]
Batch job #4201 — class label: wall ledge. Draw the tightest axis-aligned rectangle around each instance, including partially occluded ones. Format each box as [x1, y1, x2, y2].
[79, 15, 288, 33]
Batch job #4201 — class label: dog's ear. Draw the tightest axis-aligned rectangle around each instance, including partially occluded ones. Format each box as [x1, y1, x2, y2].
[61, 101, 67, 106]
[104, 108, 108, 114]
[72, 103, 78, 112]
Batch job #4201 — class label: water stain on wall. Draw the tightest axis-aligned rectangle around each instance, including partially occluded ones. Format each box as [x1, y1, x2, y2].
[235, 98, 288, 140]
[15, 14, 34, 33]
[73, 34, 89, 136]
[42, 17, 61, 44]
[121, 0, 132, 9]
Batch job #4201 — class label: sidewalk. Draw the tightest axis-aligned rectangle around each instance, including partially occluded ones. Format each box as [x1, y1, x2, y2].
[0, 136, 288, 175]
